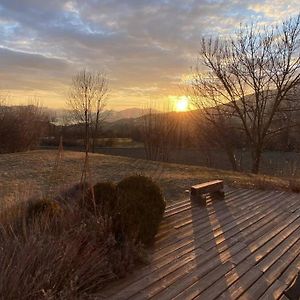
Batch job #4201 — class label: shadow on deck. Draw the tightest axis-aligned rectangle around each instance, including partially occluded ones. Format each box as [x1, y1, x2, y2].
[100, 187, 300, 300]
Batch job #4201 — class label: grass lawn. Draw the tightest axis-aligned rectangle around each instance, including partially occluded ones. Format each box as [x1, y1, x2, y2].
[0, 150, 296, 205]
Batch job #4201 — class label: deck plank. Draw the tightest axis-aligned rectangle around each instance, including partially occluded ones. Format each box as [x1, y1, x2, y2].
[100, 188, 300, 300]
[189, 214, 300, 299]
[153, 196, 281, 262]
[160, 189, 263, 233]
[237, 228, 300, 299]
[156, 191, 288, 250]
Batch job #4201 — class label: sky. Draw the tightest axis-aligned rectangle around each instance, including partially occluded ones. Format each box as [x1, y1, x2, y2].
[0, 0, 300, 110]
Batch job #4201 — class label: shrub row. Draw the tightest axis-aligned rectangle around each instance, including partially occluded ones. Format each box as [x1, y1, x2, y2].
[0, 175, 165, 299]
[82, 175, 166, 246]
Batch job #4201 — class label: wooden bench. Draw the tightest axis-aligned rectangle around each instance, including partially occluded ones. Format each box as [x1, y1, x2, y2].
[190, 180, 224, 205]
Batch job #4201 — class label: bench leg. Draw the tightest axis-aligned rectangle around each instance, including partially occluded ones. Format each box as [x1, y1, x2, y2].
[212, 190, 225, 199]
[199, 195, 206, 206]
[191, 194, 206, 206]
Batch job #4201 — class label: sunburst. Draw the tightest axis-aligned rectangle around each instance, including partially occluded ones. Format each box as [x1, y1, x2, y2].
[175, 96, 189, 112]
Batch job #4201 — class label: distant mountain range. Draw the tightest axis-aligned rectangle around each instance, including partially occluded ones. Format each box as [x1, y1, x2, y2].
[47, 107, 160, 124]
[104, 108, 160, 122]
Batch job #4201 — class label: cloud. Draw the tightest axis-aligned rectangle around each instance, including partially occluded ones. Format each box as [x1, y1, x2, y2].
[0, 47, 71, 90]
[0, 0, 299, 109]
[0, 47, 69, 71]
[248, 0, 300, 21]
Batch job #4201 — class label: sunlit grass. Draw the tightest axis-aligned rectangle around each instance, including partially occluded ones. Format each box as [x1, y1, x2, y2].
[0, 150, 296, 206]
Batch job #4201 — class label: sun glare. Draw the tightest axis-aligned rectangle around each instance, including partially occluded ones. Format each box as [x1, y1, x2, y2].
[175, 96, 189, 112]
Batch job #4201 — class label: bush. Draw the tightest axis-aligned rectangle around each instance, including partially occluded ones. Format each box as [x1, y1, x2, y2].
[81, 182, 118, 216]
[56, 182, 87, 205]
[117, 175, 166, 245]
[0, 197, 142, 298]
[69, 176, 166, 247]
[0, 104, 48, 153]
[26, 198, 62, 225]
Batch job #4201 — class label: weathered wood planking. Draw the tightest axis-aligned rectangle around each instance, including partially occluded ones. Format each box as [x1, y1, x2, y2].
[100, 188, 300, 300]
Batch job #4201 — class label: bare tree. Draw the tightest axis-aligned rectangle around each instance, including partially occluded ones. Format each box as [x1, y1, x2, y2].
[67, 70, 108, 192]
[191, 110, 241, 170]
[142, 108, 160, 161]
[141, 106, 179, 162]
[0, 93, 6, 122]
[192, 15, 300, 173]
[67, 69, 108, 154]
[0, 102, 48, 153]
[276, 86, 300, 150]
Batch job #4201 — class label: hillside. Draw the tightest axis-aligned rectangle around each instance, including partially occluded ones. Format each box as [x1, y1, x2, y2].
[47, 107, 161, 125]
[105, 108, 160, 122]
[0, 150, 294, 206]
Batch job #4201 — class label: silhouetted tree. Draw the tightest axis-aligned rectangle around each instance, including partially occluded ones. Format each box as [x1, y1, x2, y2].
[141, 108, 179, 162]
[0, 103, 48, 153]
[192, 15, 300, 173]
[191, 110, 241, 170]
[67, 70, 108, 189]
[67, 70, 108, 154]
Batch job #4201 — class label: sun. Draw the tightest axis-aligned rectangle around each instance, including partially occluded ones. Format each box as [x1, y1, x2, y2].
[175, 96, 189, 112]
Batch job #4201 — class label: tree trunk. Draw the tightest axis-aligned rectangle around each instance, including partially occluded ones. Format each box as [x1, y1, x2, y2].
[84, 110, 89, 153]
[251, 147, 262, 174]
[91, 121, 98, 153]
[92, 108, 100, 153]
[227, 149, 238, 171]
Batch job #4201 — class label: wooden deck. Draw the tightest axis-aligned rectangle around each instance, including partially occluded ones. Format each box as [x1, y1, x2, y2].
[101, 187, 300, 300]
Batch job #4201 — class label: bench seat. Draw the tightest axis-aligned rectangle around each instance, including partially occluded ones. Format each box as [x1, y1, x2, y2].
[190, 180, 224, 205]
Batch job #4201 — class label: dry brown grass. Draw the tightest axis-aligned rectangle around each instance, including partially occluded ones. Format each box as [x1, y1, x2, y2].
[0, 150, 296, 206]
[0, 197, 142, 299]
[0, 149, 298, 298]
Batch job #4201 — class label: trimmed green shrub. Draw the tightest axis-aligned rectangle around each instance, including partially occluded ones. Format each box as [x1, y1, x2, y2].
[117, 175, 166, 245]
[81, 182, 118, 216]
